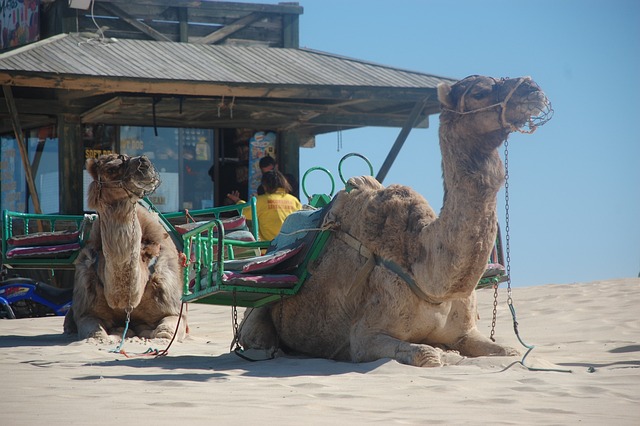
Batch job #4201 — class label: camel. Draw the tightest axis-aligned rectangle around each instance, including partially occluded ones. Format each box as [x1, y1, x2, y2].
[238, 75, 552, 367]
[64, 154, 187, 341]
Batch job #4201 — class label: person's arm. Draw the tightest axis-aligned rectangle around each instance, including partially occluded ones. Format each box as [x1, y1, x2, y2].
[226, 190, 245, 204]
[227, 190, 255, 221]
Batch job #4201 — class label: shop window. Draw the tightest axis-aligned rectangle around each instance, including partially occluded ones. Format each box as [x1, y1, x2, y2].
[82, 124, 117, 212]
[215, 128, 277, 206]
[119, 126, 214, 212]
[0, 135, 26, 212]
[0, 125, 59, 213]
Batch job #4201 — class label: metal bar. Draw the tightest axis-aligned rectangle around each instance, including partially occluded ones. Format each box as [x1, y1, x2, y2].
[375, 97, 430, 183]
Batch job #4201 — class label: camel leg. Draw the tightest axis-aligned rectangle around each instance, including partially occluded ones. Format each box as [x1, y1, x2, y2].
[451, 329, 520, 357]
[351, 334, 464, 367]
[151, 315, 186, 340]
[63, 308, 77, 334]
[238, 307, 278, 351]
[74, 314, 110, 341]
[350, 324, 464, 367]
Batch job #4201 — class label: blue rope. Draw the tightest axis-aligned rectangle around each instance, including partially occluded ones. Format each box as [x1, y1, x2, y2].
[109, 314, 131, 354]
[506, 302, 572, 373]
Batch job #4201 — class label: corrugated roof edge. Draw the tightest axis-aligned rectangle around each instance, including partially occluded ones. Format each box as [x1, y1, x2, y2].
[298, 47, 459, 85]
[0, 33, 66, 59]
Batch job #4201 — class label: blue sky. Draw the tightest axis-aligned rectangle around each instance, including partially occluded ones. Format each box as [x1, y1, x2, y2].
[281, 0, 640, 287]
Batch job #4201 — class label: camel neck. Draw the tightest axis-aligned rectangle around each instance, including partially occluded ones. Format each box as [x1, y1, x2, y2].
[98, 203, 142, 266]
[415, 130, 505, 300]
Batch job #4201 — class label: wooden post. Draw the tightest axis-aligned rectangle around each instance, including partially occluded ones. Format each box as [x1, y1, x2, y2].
[2, 85, 43, 215]
[58, 114, 84, 214]
[279, 131, 301, 197]
[178, 7, 189, 42]
[282, 12, 299, 48]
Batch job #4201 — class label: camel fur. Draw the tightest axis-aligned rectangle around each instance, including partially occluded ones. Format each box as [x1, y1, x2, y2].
[238, 75, 552, 367]
[64, 154, 187, 341]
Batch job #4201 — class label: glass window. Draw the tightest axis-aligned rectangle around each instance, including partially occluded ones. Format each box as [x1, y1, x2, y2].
[0, 125, 59, 214]
[27, 126, 59, 213]
[119, 126, 214, 212]
[0, 135, 27, 212]
[82, 124, 117, 212]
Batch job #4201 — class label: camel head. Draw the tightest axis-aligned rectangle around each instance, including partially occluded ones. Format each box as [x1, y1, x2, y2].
[437, 75, 553, 148]
[86, 153, 161, 209]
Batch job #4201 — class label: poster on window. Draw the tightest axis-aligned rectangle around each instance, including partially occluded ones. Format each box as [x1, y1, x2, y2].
[147, 172, 179, 212]
[1, 0, 40, 51]
[247, 131, 276, 197]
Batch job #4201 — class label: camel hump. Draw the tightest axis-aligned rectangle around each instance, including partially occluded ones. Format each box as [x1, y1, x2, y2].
[346, 175, 384, 192]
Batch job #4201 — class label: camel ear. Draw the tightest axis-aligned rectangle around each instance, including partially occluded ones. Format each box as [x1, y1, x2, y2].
[437, 82, 455, 110]
[86, 158, 99, 180]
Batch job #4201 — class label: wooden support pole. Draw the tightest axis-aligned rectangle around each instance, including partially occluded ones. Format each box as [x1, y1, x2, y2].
[2, 85, 43, 215]
[375, 97, 429, 184]
[58, 114, 84, 214]
[178, 7, 189, 42]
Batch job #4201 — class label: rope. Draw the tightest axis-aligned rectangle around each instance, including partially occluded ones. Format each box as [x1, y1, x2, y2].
[154, 302, 187, 358]
[277, 225, 335, 237]
[501, 303, 572, 373]
[109, 307, 132, 354]
[108, 302, 186, 358]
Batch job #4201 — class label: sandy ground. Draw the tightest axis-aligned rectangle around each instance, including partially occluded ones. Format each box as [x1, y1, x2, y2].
[1, 277, 638, 425]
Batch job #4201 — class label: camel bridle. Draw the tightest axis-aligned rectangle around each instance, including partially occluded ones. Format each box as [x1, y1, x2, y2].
[442, 76, 553, 134]
[96, 155, 161, 201]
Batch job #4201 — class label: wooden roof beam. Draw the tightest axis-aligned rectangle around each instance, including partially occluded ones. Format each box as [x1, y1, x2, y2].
[99, 2, 172, 42]
[196, 12, 268, 45]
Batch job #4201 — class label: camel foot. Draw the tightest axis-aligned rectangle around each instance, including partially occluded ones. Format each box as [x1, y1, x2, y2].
[76, 317, 111, 341]
[63, 309, 77, 334]
[493, 345, 520, 357]
[453, 330, 521, 358]
[395, 343, 464, 367]
[149, 315, 186, 341]
[238, 307, 278, 351]
[149, 324, 178, 340]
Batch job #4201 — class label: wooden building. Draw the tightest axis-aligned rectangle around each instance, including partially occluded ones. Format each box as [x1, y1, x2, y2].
[0, 0, 455, 215]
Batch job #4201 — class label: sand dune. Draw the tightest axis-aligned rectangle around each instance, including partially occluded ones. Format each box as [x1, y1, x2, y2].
[2, 278, 638, 425]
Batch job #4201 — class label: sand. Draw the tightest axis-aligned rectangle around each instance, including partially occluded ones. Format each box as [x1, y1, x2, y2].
[1, 277, 638, 425]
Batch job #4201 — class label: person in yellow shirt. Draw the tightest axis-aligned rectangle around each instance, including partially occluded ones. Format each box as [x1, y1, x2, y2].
[227, 170, 302, 241]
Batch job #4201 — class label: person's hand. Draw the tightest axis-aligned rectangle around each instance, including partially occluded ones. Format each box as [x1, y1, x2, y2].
[226, 190, 241, 203]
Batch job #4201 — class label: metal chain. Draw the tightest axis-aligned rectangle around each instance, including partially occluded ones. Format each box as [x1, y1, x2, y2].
[230, 290, 240, 352]
[490, 283, 498, 342]
[504, 139, 513, 304]
[489, 138, 512, 341]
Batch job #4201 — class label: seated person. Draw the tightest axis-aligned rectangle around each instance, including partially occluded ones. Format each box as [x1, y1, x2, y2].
[227, 170, 302, 241]
[256, 155, 276, 195]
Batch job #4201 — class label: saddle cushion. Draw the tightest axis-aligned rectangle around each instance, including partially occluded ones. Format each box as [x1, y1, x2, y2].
[174, 216, 247, 235]
[7, 230, 80, 247]
[6, 242, 82, 259]
[223, 244, 305, 273]
[222, 271, 298, 289]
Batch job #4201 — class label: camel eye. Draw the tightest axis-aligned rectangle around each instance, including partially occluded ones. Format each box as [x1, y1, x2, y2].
[471, 88, 491, 100]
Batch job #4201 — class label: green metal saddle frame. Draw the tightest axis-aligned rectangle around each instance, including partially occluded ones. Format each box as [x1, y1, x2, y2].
[1, 210, 96, 270]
